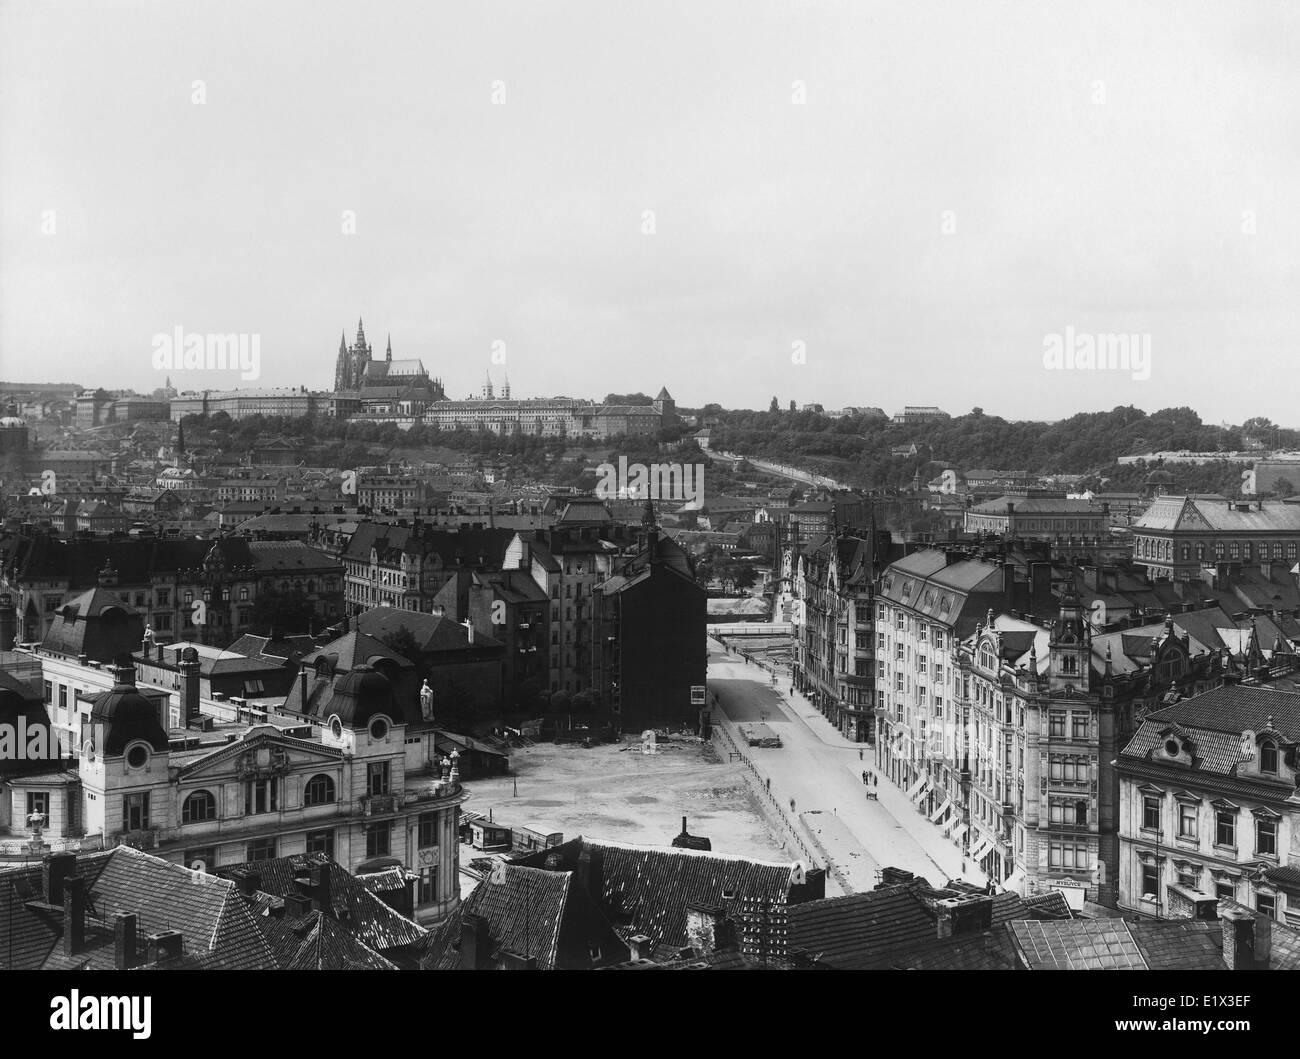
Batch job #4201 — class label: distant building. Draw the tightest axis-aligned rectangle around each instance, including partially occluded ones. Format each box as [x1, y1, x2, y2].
[1132, 495, 1300, 581]
[892, 406, 950, 424]
[964, 491, 1107, 540]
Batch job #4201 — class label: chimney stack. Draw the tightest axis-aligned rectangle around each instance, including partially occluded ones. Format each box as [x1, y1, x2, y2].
[1220, 905, 1267, 970]
[146, 930, 184, 963]
[63, 876, 87, 956]
[179, 646, 201, 722]
[114, 912, 139, 970]
[44, 851, 77, 906]
[461, 912, 491, 970]
[628, 933, 652, 961]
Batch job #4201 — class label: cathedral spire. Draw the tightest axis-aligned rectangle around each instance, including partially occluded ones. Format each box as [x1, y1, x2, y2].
[502, 371, 511, 400]
[386, 334, 392, 362]
[356, 317, 367, 351]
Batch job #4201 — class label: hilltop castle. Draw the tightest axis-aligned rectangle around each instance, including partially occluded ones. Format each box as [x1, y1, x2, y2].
[334, 318, 444, 398]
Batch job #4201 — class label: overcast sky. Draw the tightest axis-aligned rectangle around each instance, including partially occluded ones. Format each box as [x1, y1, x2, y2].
[1, 0, 1296, 423]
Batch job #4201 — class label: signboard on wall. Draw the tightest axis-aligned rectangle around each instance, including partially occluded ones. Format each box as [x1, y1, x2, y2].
[691, 686, 706, 706]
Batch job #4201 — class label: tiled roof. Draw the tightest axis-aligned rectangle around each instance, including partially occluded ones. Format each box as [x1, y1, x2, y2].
[1009, 919, 1146, 970]
[888, 930, 1020, 970]
[1128, 920, 1225, 970]
[0, 847, 278, 970]
[788, 885, 935, 969]
[419, 864, 619, 970]
[213, 852, 425, 955]
[510, 837, 799, 955]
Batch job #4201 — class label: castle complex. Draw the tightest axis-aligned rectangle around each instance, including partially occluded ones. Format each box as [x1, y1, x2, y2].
[166, 319, 677, 439]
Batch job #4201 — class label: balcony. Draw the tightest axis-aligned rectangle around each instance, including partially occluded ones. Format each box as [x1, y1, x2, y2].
[116, 828, 160, 850]
[361, 793, 403, 815]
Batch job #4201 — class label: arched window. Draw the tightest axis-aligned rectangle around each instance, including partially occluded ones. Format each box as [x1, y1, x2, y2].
[182, 790, 217, 824]
[304, 773, 336, 806]
[1260, 742, 1278, 775]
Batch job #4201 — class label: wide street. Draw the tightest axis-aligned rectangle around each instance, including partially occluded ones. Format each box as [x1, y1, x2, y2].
[707, 637, 985, 892]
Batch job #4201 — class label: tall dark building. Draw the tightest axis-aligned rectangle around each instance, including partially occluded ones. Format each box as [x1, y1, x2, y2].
[594, 503, 707, 731]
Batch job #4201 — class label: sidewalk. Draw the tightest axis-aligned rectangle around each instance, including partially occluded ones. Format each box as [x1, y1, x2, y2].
[847, 761, 986, 888]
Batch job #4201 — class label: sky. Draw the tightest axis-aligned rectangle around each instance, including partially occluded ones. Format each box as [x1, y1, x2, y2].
[1, 0, 1297, 423]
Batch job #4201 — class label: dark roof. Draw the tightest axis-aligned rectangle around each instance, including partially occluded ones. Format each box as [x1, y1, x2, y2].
[213, 852, 425, 955]
[420, 863, 629, 970]
[510, 837, 799, 955]
[789, 885, 936, 969]
[0, 847, 278, 970]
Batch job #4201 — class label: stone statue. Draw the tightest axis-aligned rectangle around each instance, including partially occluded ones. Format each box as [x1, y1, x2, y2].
[419, 679, 434, 721]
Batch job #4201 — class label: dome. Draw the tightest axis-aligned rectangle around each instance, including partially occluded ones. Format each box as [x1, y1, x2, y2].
[324, 664, 395, 730]
[0, 417, 24, 429]
[90, 665, 170, 755]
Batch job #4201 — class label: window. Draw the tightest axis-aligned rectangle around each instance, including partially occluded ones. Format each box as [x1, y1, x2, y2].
[244, 778, 279, 815]
[182, 790, 217, 823]
[368, 762, 390, 796]
[418, 866, 438, 904]
[1257, 893, 1277, 921]
[1216, 880, 1235, 901]
[1071, 713, 1088, 740]
[305, 829, 335, 857]
[1260, 742, 1278, 774]
[1215, 809, 1236, 848]
[1176, 863, 1198, 888]
[304, 774, 335, 807]
[124, 792, 150, 831]
[1178, 802, 1197, 839]
[1141, 862, 1159, 900]
[1257, 817, 1278, 857]
[43, 680, 52, 704]
[247, 837, 277, 862]
[58, 686, 67, 711]
[419, 812, 440, 847]
[366, 822, 391, 858]
[1048, 842, 1090, 870]
[1142, 796, 1161, 832]
[1049, 711, 1066, 738]
[27, 792, 49, 820]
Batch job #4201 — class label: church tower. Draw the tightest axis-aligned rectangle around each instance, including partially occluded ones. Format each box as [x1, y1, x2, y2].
[483, 372, 494, 400]
[502, 372, 511, 400]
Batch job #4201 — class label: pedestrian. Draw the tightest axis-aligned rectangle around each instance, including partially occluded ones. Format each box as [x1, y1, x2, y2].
[859, 749, 863, 761]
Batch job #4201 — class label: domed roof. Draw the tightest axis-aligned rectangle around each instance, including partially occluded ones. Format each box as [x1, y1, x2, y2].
[89, 662, 169, 754]
[0, 416, 24, 429]
[324, 664, 396, 729]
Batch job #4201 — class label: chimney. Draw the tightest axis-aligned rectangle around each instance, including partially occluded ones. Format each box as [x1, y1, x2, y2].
[309, 862, 332, 914]
[229, 868, 262, 896]
[147, 930, 184, 963]
[628, 933, 652, 961]
[1220, 905, 1263, 969]
[179, 646, 201, 722]
[461, 912, 491, 970]
[936, 895, 994, 939]
[63, 876, 87, 955]
[283, 890, 314, 918]
[0, 593, 16, 651]
[114, 912, 139, 970]
[44, 851, 77, 906]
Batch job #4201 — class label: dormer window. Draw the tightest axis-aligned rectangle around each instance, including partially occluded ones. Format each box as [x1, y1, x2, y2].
[1261, 741, 1279, 774]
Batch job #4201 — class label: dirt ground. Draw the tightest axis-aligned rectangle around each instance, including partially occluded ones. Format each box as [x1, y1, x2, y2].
[458, 736, 787, 863]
